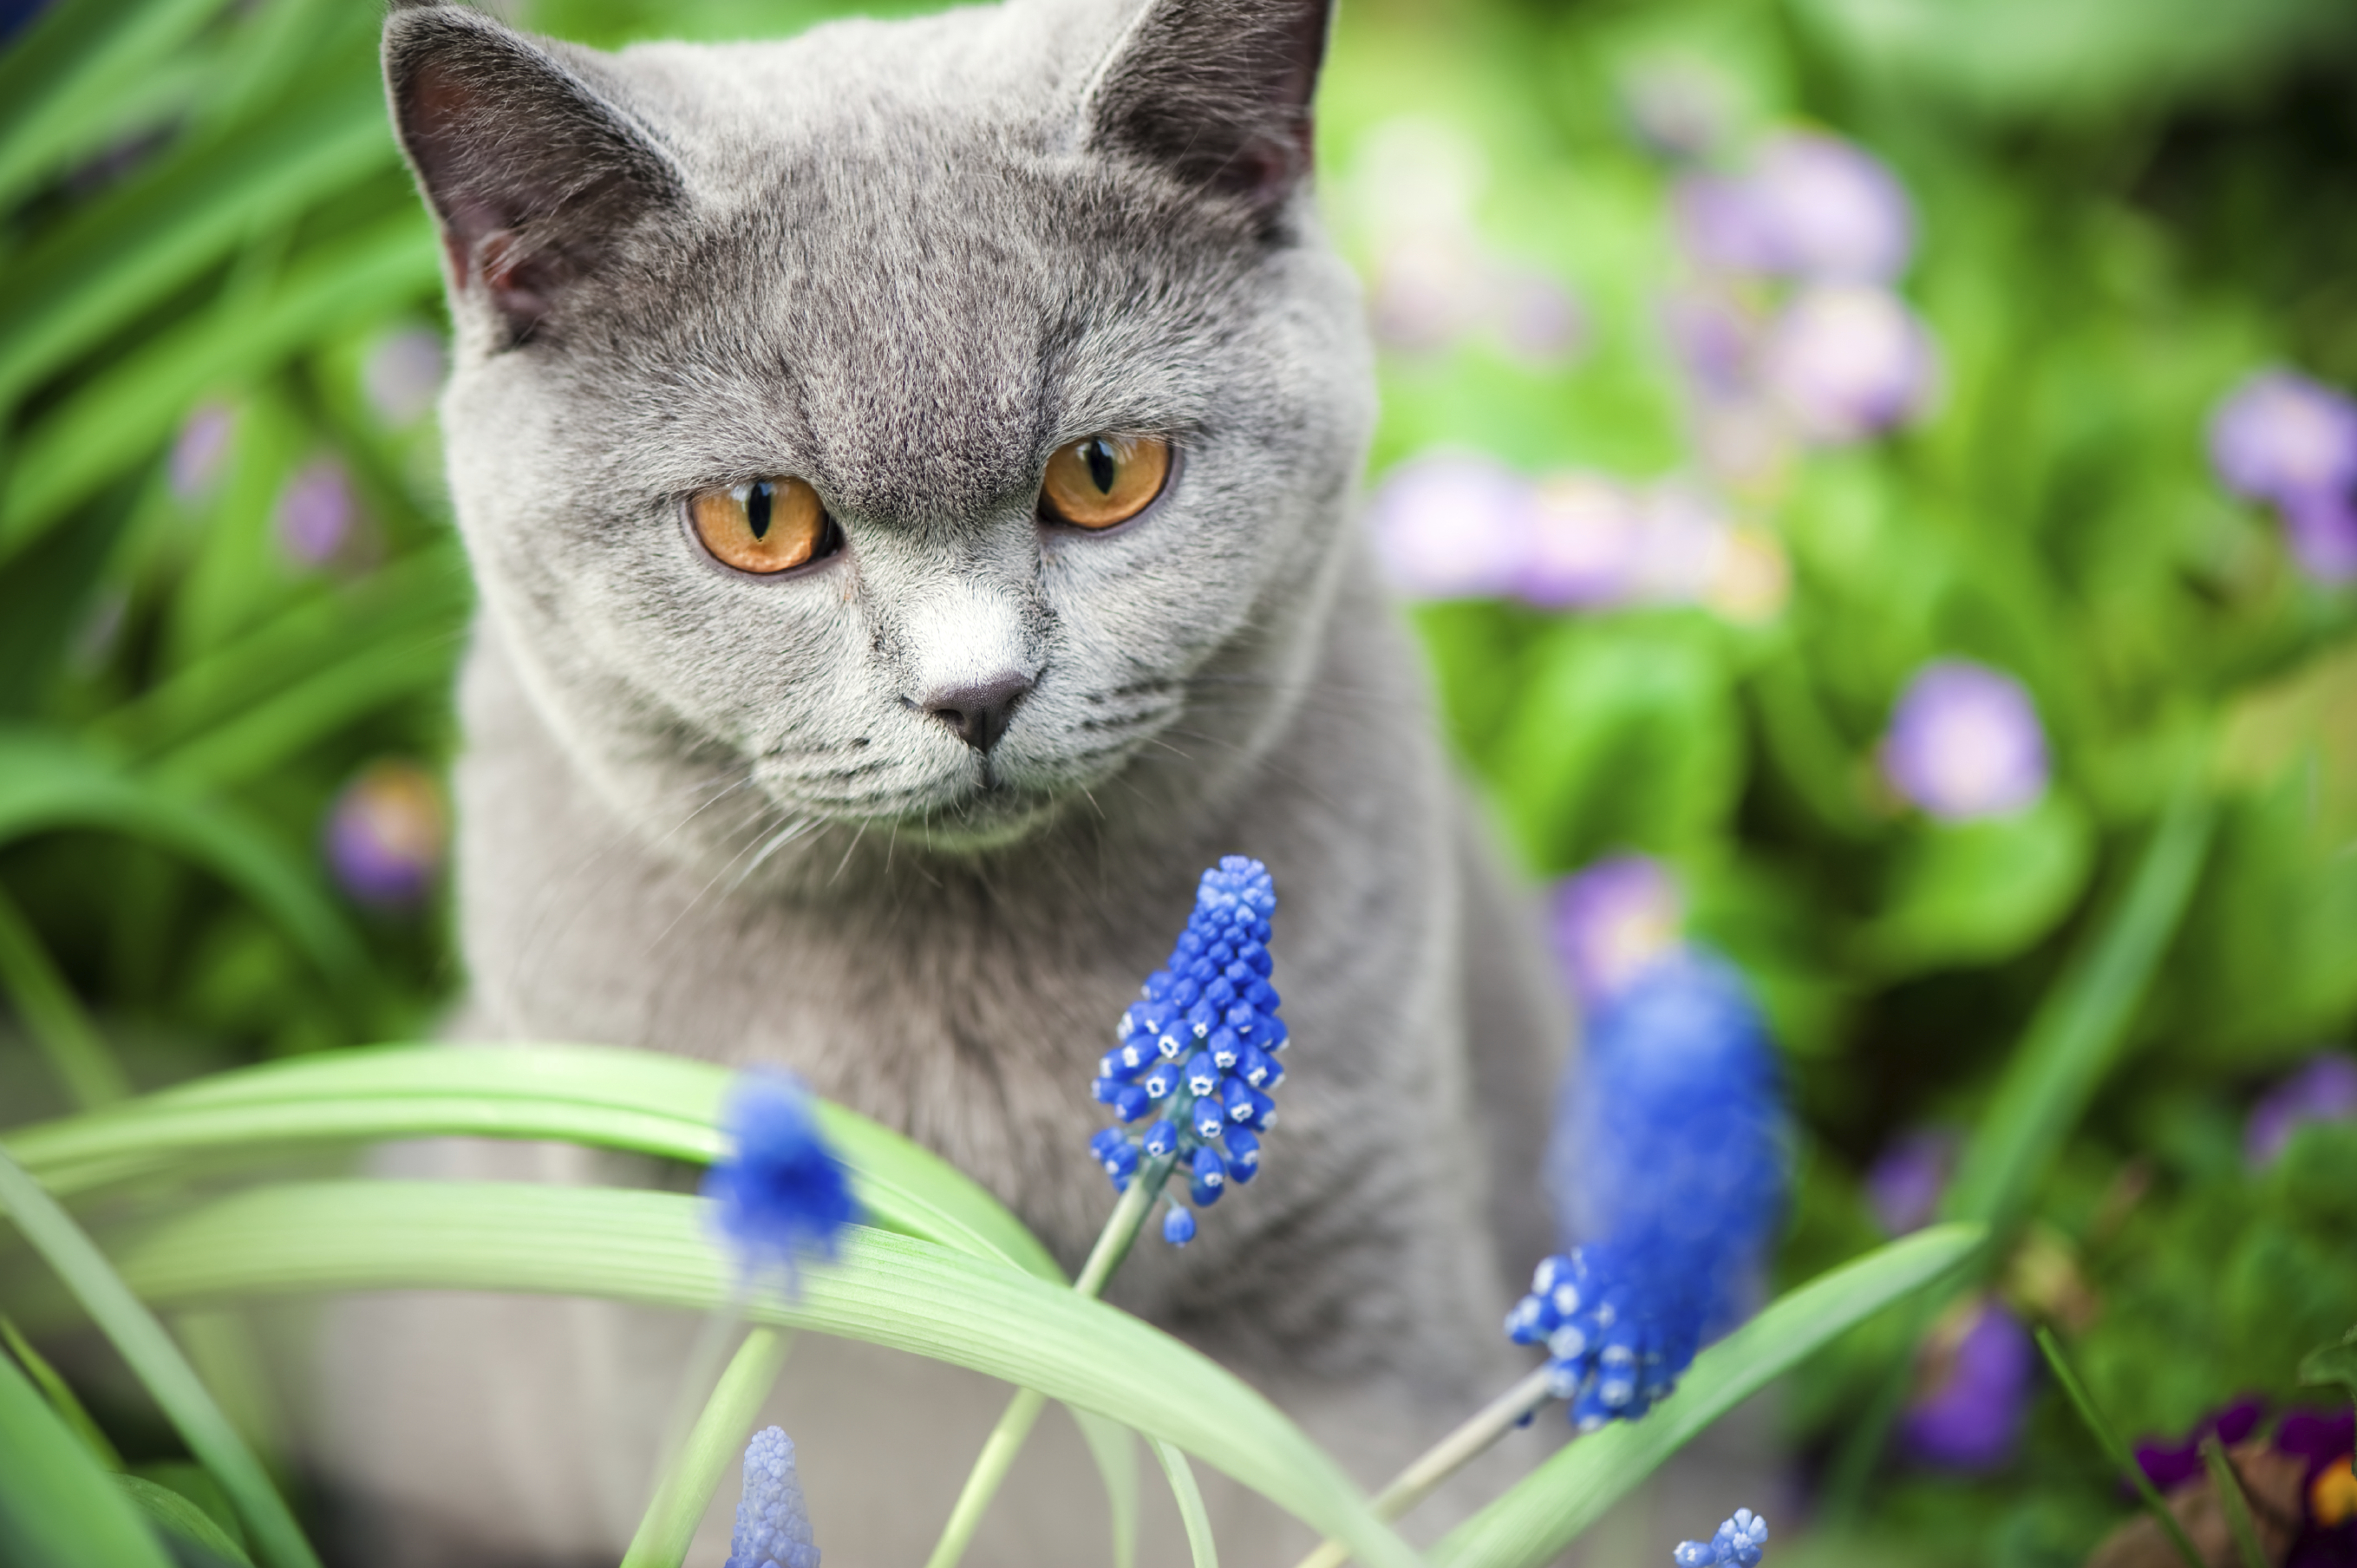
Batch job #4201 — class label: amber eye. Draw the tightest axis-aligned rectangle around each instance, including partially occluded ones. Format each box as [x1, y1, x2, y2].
[689, 477, 838, 574]
[1040, 434, 1171, 529]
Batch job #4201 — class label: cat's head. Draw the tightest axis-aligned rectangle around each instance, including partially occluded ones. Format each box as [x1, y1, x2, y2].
[386, 0, 1374, 874]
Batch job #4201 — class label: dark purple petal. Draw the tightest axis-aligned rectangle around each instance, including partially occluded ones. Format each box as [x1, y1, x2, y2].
[1865, 1128, 1959, 1237]
[2248, 1053, 2357, 1167]
[1901, 1300, 2034, 1471]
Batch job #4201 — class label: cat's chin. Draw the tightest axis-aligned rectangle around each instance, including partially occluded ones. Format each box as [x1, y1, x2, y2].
[882, 783, 1069, 854]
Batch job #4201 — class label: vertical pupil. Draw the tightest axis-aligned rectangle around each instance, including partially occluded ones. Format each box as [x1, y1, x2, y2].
[1084, 440, 1118, 494]
[747, 481, 774, 540]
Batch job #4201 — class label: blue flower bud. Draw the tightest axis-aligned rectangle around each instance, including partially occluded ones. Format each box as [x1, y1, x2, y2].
[1142, 1120, 1178, 1159]
[1221, 1127, 1260, 1181]
[1089, 1127, 1126, 1162]
[1187, 1001, 1218, 1037]
[1155, 1029, 1186, 1062]
[1140, 1062, 1178, 1101]
[1117, 1039, 1153, 1073]
[1185, 1051, 1220, 1097]
[1256, 1015, 1289, 1051]
[1185, 957, 1217, 984]
[1189, 1147, 1226, 1205]
[1222, 1076, 1257, 1123]
[1207, 1028, 1240, 1070]
[1505, 1297, 1547, 1344]
[1163, 1205, 1197, 1245]
[1205, 977, 1238, 1008]
[1245, 1088, 1277, 1131]
[1208, 941, 1237, 965]
[1192, 1100, 1228, 1142]
[1091, 1075, 1121, 1105]
[1237, 941, 1272, 976]
[1100, 1140, 1139, 1186]
[724, 1426, 819, 1568]
[1171, 977, 1201, 1009]
[1245, 979, 1280, 1012]
[1112, 1082, 1152, 1123]
[1237, 1044, 1274, 1088]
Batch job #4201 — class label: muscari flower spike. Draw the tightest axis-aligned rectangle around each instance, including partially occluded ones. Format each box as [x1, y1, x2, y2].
[1511, 951, 1789, 1429]
[703, 1071, 857, 1290]
[725, 1425, 819, 1568]
[1089, 855, 1283, 1244]
[1672, 1508, 1768, 1567]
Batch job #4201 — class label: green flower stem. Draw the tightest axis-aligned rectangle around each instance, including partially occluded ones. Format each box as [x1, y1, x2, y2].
[1, 1310, 123, 1469]
[1291, 1363, 1558, 1568]
[2035, 1328, 2204, 1568]
[0, 1147, 320, 1568]
[1153, 1437, 1219, 1568]
[2197, 1434, 2270, 1568]
[0, 880, 129, 1109]
[922, 1155, 1171, 1568]
[621, 1324, 795, 1568]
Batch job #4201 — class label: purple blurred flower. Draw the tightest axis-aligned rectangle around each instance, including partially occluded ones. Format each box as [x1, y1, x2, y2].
[1662, 285, 1762, 398]
[1549, 855, 1683, 1010]
[1881, 660, 2049, 821]
[1901, 1298, 2034, 1471]
[1368, 452, 1535, 600]
[1760, 286, 1936, 444]
[169, 402, 236, 500]
[2134, 1396, 2270, 1494]
[1746, 132, 1915, 283]
[1369, 238, 1490, 355]
[1673, 132, 1913, 283]
[324, 761, 447, 909]
[1865, 1127, 1959, 1237]
[274, 458, 356, 566]
[1518, 474, 1642, 608]
[2284, 492, 2357, 585]
[1629, 482, 1734, 606]
[726, 1426, 819, 1568]
[2277, 1405, 2356, 1481]
[362, 327, 447, 427]
[2248, 1052, 2357, 1168]
[2210, 370, 2357, 506]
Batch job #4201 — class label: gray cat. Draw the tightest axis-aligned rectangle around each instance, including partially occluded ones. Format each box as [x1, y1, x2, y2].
[319, 0, 1567, 1561]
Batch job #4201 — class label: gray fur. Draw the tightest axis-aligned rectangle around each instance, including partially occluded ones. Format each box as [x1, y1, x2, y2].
[326, 1, 1569, 1560]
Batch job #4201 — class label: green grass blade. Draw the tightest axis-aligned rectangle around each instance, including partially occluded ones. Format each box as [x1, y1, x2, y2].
[2035, 1328, 2203, 1568]
[0, 1149, 320, 1568]
[0, 1347, 174, 1568]
[0, 71, 394, 410]
[147, 634, 460, 794]
[1152, 1440, 1219, 1568]
[0, 215, 442, 554]
[89, 552, 469, 763]
[622, 1327, 793, 1568]
[1431, 1224, 1985, 1568]
[2198, 1434, 2269, 1568]
[95, 1179, 1426, 1568]
[0, 728, 362, 981]
[1069, 1407, 1141, 1568]
[2, 1311, 123, 1469]
[0, 880, 130, 1108]
[0, 0, 224, 210]
[1940, 769, 2217, 1229]
[4, 1042, 1061, 1282]
[116, 1474, 257, 1568]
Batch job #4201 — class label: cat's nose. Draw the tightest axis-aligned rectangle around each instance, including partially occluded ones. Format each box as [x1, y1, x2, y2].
[921, 672, 1033, 753]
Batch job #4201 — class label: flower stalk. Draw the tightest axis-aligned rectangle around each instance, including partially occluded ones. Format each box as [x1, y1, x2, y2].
[622, 1326, 795, 1568]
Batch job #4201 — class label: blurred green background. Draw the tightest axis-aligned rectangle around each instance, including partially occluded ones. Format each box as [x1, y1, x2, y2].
[3, 0, 2357, 1562]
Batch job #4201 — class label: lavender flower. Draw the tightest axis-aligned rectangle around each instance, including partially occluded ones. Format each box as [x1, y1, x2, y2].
[703, 1073, 856, 1289]
[169, 402, 236, 500]
[1518, 953, 1788, 1428]
[362, 327, 448, 427]
[2209, 370, 2357, 507]
[274, 457, 357, 566]
[726, 1426, 819, 1568]
[323, 761, 447, 908]
[1880, 660, 2049, 821]
[1517, 474, 1642, 609]
[1760, 286, 1936, 444]
[1547, 854, 1683, 1011]
[2247, 1053, 2357, 1168]
[1618, 59, 1736, 163]
[1674, 132, 1913, 284]
[2284, 491, 2357, 585]
[1091, 857, 1283, 1243]
[1899, 1297, 2034, 1471]
[1674, 1508, 1770, 1567]
[1493, 268, 1586, 368]
[1367, 453, 1535, 601]
[1864, 1127, 1959, 1237]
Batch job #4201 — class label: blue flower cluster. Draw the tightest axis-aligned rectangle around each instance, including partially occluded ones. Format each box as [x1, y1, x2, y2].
[1512, 952, 1788, 1428]
[1088, 856, 1284, 1244]
[703, 1072, 857, 1289]
[725, 1425, 820, 1568]
[1672, 1508, 1768, 1567]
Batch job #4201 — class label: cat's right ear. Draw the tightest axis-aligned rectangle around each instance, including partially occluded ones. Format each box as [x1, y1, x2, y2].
[382, 3, 682, 346]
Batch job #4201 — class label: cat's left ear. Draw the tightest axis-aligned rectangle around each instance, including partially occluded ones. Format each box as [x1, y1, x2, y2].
[1081, 0, 1334, 231]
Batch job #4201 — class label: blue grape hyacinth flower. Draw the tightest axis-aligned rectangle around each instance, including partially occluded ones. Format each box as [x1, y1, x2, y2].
[1089, 856, 1283, 1243]
[1672, 1508, 1768, 1567]
[702, 1071, 857, 1290]
[725, 1425, 819, 1568]
[1511, 951, 1788, 1428]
